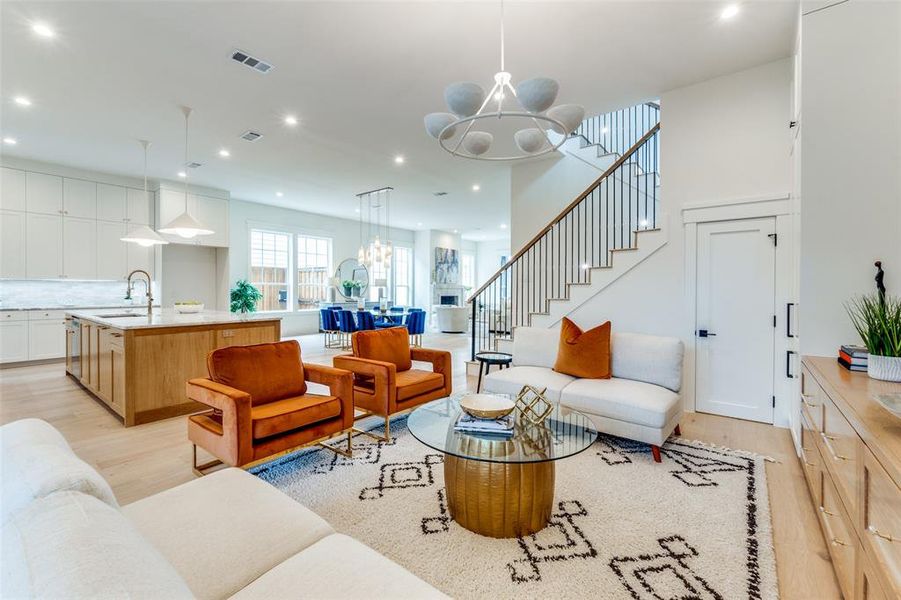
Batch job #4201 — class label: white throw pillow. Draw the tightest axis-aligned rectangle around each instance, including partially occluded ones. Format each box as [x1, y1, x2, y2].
[511, 327, 560, 369]
[2, 491, 194, 599]
[611, 332, 684, 392]
[2, 442, 118, 523]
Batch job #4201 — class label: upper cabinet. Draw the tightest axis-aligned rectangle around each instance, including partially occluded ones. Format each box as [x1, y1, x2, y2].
[126, 188, 152, 225]
[0, 167, 26, 211]
[158, 187, 229, 247]
[98, 184, 127, 221]
[63, 178, 97, 219]
[26, 172, 63, 215]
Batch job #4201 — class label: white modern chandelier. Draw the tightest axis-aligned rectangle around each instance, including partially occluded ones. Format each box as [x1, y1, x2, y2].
[357, 187, 393, 270]
[423, 0, 585, 161]
[121, 140, 169, 247]
[158, 105, 214, 239]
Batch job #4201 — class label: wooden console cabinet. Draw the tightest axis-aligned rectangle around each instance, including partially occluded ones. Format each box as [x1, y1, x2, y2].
[68, 312, 281, 426]
[800, 357, 900, 600]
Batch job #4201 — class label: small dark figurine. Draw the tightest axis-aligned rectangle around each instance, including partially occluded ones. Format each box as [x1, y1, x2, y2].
[875, 260, 886, 303]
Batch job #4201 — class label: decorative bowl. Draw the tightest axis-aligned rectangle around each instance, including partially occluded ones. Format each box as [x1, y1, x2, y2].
[872, 392, 901, 418]
[174, 303, 204, 314]
[459, 393, 515, 419]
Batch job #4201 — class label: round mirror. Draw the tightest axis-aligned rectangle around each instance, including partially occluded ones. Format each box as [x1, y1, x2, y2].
[335, 258, 369, 299]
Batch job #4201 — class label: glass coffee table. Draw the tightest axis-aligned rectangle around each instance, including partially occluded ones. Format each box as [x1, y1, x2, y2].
[407, 393, 598, 538]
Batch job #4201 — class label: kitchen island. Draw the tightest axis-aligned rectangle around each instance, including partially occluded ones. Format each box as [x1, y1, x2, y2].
[65, 309, 281, 426]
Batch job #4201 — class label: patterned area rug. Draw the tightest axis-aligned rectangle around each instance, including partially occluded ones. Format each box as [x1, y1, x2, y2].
[252, 417, 778, 599]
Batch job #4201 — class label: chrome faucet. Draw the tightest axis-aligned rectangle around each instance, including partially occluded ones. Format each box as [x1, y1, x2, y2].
[125, 270, 154, 314]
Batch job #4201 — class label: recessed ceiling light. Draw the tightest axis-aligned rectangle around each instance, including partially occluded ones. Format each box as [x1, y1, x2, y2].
[720, 4, 740, 19]
[601, 127, 608, 134]
[472, 184, 480, 191]
[218, 149, 230, 158]
[394, 155, 405, 164]
[453, 229, 459, 234]
[417, 222, 423, 227]
[355, 208, 360, 213]
[177, 171, 187, 178]
[500, 223, 507, 229]
[14, 97, 31, 107]
[31, 22, 55, 38]
[284, 115, 298, 126]
[275, 191, 284, 197]
[581, 263, 590, 270]
[3, 137, 18, 145]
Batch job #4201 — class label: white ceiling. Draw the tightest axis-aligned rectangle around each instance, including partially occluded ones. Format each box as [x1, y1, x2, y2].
[0, 0, 798, 241]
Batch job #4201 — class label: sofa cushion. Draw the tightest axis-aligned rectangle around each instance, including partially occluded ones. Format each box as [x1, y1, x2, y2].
[123, 468, 333, 600]
[396, 369, 444, 402]
[2, 491, 193, 599]
[352, 326, 413, 372]
[2, 441, 118, 523]
[230, 533, 448, 600]
[0, 418, 71, 452]
[560, 377, 681, 429]
[554, 318, 612, 379]
[482, 365, 576, 402]
[511, 327, 560, 369]
[208, 340, 307, 405]
[250, 394, 342, 440]
[611, 332, 684, 392]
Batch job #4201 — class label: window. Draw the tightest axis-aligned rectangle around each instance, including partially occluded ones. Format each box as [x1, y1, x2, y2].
[393, 246, 413, 306]
[249, 228, 333, 312]
[461, 252, 475, 289]
[296, 235, 331, 309]
[250, 230, 290, 311]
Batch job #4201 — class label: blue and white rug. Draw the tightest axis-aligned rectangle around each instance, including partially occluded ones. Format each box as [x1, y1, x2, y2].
[252, 416, 778, 599]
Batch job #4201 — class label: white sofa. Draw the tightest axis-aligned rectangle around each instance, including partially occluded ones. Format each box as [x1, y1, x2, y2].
[435, 305, 469, 333]
[1, 418, 445, 599]
[482, 327, 684, 458]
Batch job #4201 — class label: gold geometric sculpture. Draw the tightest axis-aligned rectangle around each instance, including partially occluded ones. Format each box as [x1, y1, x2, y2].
[514, 385, 553, 425]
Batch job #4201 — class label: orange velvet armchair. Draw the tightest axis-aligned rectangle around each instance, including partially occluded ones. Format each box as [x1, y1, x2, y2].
[333, 327, 452, 441]
[186, 340, 354, 475]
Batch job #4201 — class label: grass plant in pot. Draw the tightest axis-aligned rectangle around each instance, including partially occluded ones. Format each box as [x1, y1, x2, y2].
[846, 293, 901, 382]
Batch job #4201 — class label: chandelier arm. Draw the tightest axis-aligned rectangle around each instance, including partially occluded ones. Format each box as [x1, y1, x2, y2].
[438, 112, 569, 160]
[448, 81, 501, 156]
[500, 0, 505, 72]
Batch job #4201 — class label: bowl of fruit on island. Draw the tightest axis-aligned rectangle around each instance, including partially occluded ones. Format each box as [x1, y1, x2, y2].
[174, 300, 204, 314]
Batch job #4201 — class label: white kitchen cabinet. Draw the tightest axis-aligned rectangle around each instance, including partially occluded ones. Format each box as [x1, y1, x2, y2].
[26, 172, 63, 215]
[63, 178, 97, 219]
[97, 221, 127, 280]
[127, 241, 154, 277]
[63, 217, 98, 279]
[26, 213, 63, 278]
[28, 311, 66, 360]
[0, 167, 26, 211]
[126, 188, 152, 225]
[97, 183, 127, 222]
[0, 321, 29, 363]
[0, 210, 27, 278]
[194, 195, 229, 246]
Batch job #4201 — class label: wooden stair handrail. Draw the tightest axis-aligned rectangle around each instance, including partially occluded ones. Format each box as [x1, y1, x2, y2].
[467, 122, 660, 303]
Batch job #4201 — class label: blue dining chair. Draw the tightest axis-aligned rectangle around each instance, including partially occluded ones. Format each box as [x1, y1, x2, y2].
[320, 308, 340, 348]
[405, 310, 425, 347]
[357, 310, 376, 331]
[336, 310, 358, 349]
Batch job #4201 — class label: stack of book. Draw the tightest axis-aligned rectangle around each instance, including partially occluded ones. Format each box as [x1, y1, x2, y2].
[454, 412, 515, 437]
[838, 345, 868, 372]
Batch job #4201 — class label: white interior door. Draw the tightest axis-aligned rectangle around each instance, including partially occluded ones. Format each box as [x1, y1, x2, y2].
[696, 217, 776, 423]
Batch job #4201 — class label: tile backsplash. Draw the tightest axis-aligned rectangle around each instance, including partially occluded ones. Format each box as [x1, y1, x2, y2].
[0, 280, 160, 310]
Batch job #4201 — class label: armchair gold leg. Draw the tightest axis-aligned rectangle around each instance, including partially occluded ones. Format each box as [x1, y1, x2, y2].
[192, 444, 224, 477]
[353, 415, 391, 443]
[318, 430, 353, 458]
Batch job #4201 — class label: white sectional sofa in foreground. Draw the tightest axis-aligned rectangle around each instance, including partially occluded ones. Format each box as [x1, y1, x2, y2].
[482, 327, 684, 456]
[1, 418, 445, 599]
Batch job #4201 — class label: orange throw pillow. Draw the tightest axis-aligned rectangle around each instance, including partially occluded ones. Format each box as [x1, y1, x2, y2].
[553, 318, 612, 379]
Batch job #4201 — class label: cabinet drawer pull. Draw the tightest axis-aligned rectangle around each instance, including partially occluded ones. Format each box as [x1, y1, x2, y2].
[820, 433, 850, 461]
[830, 537, 848, 547]
[819, 506, 837, 517]
[801, 397, 819, 408]
[804, 460, 815, 468]
[868, 526, 898, 543]
[818, 506, 847, 546]
[110, 333, 123, 338]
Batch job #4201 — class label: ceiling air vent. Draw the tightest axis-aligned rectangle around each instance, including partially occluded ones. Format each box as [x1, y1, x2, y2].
[230, 49, 274, 74]
[184, 161, 202, 169]
[433, 191, 448, 197]
[240, 130, 263, 142]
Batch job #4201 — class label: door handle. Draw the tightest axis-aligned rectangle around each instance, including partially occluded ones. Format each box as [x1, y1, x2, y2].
[697, 329, 716, 338]
[786, 303, 795, 338]
[786, 350, 796, 378]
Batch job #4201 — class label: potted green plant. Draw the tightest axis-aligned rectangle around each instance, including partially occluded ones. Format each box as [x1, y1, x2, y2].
[846, 293, 901, 382]
[230, 280, 263, 314]
[342, 280, 356, 297]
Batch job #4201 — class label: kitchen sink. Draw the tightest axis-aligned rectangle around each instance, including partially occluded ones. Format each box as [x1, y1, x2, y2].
[96, 312, 148, 318]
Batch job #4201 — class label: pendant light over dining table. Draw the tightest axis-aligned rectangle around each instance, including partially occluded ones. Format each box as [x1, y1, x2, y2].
[158, 105, 214, 239]
[121, 140, 168, 247]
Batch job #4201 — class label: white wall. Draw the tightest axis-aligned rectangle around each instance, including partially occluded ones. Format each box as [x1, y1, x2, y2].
[228, 198, 417, 336]
[799, 0, 901, 356]
[559, 58, 793, 423]
[160, 244, 220, 309]
[475, 239, 511, 289]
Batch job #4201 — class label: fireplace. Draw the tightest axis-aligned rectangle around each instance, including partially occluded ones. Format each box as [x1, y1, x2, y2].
[440, 295, 458, 306]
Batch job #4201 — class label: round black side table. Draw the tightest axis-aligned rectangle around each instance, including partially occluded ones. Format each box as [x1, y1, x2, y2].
[474, 351, 513, 392]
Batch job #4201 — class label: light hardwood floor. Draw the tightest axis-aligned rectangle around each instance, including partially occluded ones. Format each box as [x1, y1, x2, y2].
[0, 332, 840, 599]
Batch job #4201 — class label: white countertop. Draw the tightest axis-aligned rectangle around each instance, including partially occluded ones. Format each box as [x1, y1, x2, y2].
[66, 309, 282, 330]
[1, 304, 162, 312]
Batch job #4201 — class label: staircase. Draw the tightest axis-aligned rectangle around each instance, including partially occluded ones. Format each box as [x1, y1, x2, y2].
[468, 102, 663, 359]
